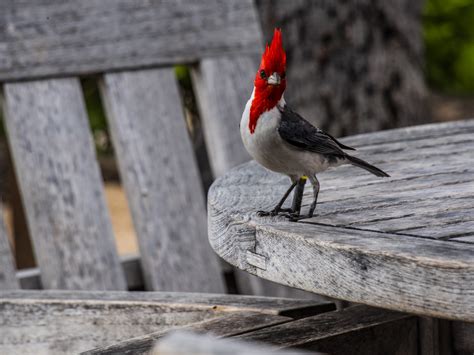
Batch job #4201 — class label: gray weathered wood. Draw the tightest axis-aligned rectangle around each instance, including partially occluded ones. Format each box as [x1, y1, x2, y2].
[192, 56, 257, 178]
[0, 290, 329, 314]
[17, 254, 143, 290]
[0, 0, 261, 81]
[2, 79, 126, 290]
[83, 312, 291, 355]
[237, 305, 417, 354]
[0, 207, 18, 289]
[0, 290, 329, 354]
[151, 331, 314, 355]
[100, 68, 224, 293]
[208, 120, 474, 321]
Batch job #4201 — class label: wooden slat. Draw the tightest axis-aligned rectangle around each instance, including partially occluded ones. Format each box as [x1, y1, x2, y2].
[0, 290, 330, 315]
[191, 56, 256, 177]
[17, 254, 144, 290]
[340, 119, 474, 148]
[0, 290, 329, 354]
[237, 305, 417, 354]
[100, 69, 224, 293]
[2, 78, 126, 290]
[0, 208, 18, 289]
[83, 312, 292, 355]
[0, 0, 261, 81]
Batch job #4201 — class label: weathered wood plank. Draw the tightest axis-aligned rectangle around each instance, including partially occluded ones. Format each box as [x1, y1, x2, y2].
[0, 296, 222, 354]
[0, 0, 262, 81]
[0, 290, 331, 315]
[0, 207, 18, 289]
[0, 290, 330, 354]
[340, 119, 474, 148]
[100, 68, 224, 293]
[17, 254, 143, 290]
[2, 78, 126, 290]
[152, 331, 314, 355]
[208, 155, 474, 320]
[191, 56, 256, 178]
[451, 235, 474, 243]
[237, 305, 417, 354]
[83, 312, 292, 355]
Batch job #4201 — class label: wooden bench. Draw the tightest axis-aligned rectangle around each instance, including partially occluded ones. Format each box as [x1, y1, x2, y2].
[0, 290, 423, 354]
[0, 0, 309, 297]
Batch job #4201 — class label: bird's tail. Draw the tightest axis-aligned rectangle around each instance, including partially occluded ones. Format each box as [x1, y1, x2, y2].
[346, 155, 390, 177]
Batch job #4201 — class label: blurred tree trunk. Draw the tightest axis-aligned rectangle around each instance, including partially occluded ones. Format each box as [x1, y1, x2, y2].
[256, 0, 427, 136]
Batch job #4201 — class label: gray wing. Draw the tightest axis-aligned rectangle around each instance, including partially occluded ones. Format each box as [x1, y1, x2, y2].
[278, 106, 355, 156]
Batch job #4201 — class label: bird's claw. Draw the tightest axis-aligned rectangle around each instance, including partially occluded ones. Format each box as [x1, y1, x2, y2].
[257, 208, 294, 217]
[282, 213, 314, 222]
[257, 210, 274, 217]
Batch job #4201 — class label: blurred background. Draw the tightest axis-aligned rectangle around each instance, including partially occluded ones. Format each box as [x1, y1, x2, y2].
[1, 0, 473, 269]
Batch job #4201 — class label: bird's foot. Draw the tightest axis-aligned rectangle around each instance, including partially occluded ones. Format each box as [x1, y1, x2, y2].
[257, 208, 293, 217]
[282, 213, 315, 222]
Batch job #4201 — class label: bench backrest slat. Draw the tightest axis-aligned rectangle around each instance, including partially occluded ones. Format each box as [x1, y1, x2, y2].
[100, 69, 225, 292]
[0, 0, 261, 82]
[191, 56, 256, 178]
[0, 209, 18, 289]
[2, 79, 126, 290]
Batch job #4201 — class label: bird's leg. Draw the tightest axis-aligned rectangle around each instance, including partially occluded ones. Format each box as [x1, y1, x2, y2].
[257, 180, 298, 217]
[289, 175, 320, 221]
[288, 177, 307, 217]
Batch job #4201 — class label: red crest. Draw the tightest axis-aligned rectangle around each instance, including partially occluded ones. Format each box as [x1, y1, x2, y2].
[249, 29, 287, 134]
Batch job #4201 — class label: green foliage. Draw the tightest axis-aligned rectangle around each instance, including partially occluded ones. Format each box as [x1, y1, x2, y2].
[81, 78, 111, 155]
[424, 0, 474, 93]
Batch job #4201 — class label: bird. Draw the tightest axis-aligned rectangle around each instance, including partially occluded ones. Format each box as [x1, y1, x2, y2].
[240, 28, 390, 221]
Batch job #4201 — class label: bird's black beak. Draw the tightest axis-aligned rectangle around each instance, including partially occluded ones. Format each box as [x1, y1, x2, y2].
[267, 72, 281, 86]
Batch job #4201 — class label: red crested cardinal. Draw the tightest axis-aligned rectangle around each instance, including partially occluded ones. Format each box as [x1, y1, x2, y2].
[240, 29, 390, 221]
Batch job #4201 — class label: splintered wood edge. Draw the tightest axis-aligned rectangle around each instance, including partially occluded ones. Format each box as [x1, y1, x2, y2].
[0, 290, 331, 317]
[208, 160, 474, 322]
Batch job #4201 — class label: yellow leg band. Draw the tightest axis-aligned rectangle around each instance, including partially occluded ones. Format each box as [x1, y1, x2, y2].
[301, 176, 308, 180]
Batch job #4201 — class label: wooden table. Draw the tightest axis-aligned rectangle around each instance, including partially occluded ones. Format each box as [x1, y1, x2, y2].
[208, 120, 474, 322]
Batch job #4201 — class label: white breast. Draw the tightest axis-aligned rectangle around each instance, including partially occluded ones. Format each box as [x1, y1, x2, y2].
[240, 89, 336, 176]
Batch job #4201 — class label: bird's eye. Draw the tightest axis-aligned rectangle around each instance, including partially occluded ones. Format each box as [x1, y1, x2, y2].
[259, 70, 266, 79]
[281, 71, 286, 79]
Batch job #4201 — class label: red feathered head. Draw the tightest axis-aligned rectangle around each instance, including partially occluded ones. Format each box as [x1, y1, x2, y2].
[249, 29, 287, 134]
[257, 28, 287, 81]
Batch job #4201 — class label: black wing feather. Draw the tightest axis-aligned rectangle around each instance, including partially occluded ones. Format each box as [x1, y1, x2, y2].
[278, 106, 355, 157]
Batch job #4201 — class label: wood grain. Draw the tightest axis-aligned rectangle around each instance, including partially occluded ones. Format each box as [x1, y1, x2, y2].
[0, 0, 261, 81]
[192, 56, 257, 178]
[0, 290, 328, 354]
[17, 254, 143, 290]
[208, 120, 474, 321]
[237, 305, 417, 354]
[100, 68, 224, 293]
[0, 208, 18, 289]
[84, 312, 291, 355]
[2, 79, 126, 290]
[0, 290, 329, 315]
